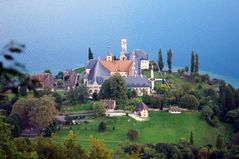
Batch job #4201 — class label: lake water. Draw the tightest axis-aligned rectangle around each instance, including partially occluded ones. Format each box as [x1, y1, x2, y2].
[0, 0, 239, 87]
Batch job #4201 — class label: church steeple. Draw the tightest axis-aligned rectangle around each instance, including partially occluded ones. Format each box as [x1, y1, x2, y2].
[120, 39, 127, 61]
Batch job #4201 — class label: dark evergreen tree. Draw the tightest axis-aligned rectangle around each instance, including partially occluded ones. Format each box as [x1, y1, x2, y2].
[98, 121, 107, 132]
[191, 51, 195, 74]
[221, 84, 237, 115]
[43, 69, 52, 74]
[190, 131, 194, 145]
[88, 48, 93, 60]
[167, 48, 173, 73]
[185, 66, 189, 73]
[195, 53, 199, 73]
[158, 48, 164, 71]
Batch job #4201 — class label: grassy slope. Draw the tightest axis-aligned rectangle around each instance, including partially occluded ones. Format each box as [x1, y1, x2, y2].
[53, 112, 232, 150]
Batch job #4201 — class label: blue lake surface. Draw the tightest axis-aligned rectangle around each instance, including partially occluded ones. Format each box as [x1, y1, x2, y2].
[0, 0, 239, 87]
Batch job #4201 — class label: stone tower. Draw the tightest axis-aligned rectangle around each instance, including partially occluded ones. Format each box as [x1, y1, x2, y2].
[120, 39, 127, 60]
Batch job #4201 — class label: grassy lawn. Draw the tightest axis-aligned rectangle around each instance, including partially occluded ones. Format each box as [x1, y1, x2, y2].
[61, 101, 94, 112]
[142, 70, 162, 89]
[74, 67, 85, 74]
[142, 70, 161, 78]
[53, 112, 232, 150]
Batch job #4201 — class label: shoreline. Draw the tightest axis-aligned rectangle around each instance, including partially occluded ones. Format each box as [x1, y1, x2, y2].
[173, 66, 239, 88]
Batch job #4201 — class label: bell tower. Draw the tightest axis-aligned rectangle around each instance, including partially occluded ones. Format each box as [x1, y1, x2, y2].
[120, 39, 127, 60]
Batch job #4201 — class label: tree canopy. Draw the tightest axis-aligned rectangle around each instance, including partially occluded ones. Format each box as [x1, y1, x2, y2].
[167, 48, 173, 72]
[158, 48, 164, 71]
[99, 74, 127, 104]
[88, 48, 93, 60]
[11, 96, 57, 129]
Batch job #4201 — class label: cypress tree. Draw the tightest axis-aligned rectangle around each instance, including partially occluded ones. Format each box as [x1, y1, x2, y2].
[167, 48, 173, 73]
[88, 48, 93, 60]
[158, 48, 164, 71]
[191, 51, 195, 74]
[195, 53, 199, 73]
[190, 131, 194, 145]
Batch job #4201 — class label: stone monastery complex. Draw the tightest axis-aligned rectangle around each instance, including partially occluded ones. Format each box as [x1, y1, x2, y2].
[83, 39, 151, 96]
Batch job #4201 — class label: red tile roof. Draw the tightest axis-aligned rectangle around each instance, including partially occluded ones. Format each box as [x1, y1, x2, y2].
[30, 73, 54, 90]
[63, 70, 77, 89]
[99, 59, 134, 75]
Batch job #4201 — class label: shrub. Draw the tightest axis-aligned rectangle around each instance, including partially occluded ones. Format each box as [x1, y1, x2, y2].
[127, 129, 139, 141]
[93, 101, 105, 117]
[212, 116, 220, 127]
[98, 121, 107, 132]
[201, 106, 213, 119]
[179, 94, 199, 110]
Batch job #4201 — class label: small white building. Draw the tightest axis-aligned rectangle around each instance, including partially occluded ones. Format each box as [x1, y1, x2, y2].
[169, 106, 182, 114]
[140, 59, 150, 70]
[134, 102, 149, 118]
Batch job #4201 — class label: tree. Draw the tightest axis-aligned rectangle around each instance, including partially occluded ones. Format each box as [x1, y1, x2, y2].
[185, 66, 189, 73]
[44, 120, 57, 137]
[6, 114, 22, 137]
[89, 137, 112, 159]
[216, 134, 224, 149]
[55, 71, 64, 79]
[127, 129, 139, 141]
[212, 116, 220, 127]
[11, 96, 57, 129]
[92, 92, 98, 101]
[35, 136, 65, 159]
[179, 94, 199, 110]
[149, 60, 159, 70]
[98, 121, 107, 132]
[160, 84, 169, 94]
[158, 48, 164, 71]
[226, 108, 239, 123]
[201, 106, 213, 119]
[199, 147, 209, 159]
[66, 85, 89, 103]
[167, 48, 173, 72]
[221, 84, 237, 114]
[52, 92, 62, 110]
[93, 101, 105, 117]
[88, 48, 93, 60]
[191, 51, 195, 74]
[190, 131, 194, 145]
[56, 79, 63, 88]
[127, 89, 137, 99]
[0, 116, 32, 159]
[195, 53, 199, 73]
[99, 74, 127, 104]
[64, 130, 88, 159]
[43, 69, 52, 74]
